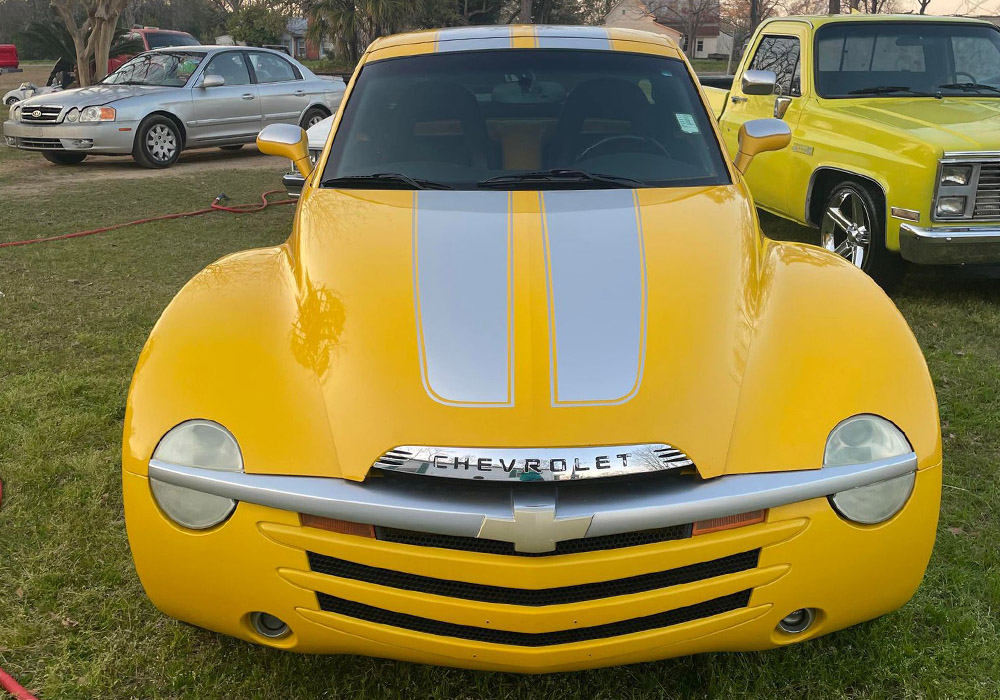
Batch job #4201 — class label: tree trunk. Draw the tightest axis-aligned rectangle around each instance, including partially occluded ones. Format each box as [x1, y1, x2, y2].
[829, 0, 839, 13]
[519, 0, 531, 23]
[750, 0, 759, 29]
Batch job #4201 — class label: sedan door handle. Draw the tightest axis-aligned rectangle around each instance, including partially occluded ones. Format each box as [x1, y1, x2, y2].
[293, 90, 305, 97]
[242, 93, 255, 100]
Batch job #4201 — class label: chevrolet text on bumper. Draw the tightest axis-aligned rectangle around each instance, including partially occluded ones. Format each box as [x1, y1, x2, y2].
[124, 24, 942, 672]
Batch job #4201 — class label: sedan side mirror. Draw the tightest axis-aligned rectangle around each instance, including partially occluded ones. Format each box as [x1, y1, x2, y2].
[741, 69, 777, 96]
[734, 118, 791, 174]
[201, 74, 225, 89]
[257, 123, 313, 178]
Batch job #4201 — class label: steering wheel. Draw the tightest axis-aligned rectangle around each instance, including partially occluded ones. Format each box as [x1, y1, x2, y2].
[953, 70, 977, 84]
[575, 134, 670, 164]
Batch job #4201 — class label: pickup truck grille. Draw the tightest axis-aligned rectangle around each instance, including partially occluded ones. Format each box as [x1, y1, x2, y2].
[20, 106, 62, 123]
[975, 163, 1000, 220]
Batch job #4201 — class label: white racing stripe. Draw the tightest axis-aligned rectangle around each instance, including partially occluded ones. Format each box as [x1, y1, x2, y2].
[435, 26, 513, 52]
[413, 191, 514, 406]
[534, 26, 612, 50]
[542, 190, 647, 405]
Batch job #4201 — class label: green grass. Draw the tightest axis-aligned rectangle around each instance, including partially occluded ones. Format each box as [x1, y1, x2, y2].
[1, 168, 999, 698]
[690, 58, 731, 74]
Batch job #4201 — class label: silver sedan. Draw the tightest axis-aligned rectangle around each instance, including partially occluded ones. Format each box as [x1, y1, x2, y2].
[1, 46, 345, 168]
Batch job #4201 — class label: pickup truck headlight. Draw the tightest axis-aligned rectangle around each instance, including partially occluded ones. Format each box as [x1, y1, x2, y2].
[79, 106, 115, 122]
[940, 165, 972, 186]
[936, 196, 967, 217]
[825, 415, 914, 524]
[149, 420, 243, 529]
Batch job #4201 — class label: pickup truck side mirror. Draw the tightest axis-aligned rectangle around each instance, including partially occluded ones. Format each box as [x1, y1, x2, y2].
[257, 123, 313, 178]
[741, 70, 777, 96]
[734, 118, 791, 174]
[201, 74, 225, 89]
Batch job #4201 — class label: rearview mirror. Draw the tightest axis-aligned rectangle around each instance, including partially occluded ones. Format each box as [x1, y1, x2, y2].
[201, 74, 225, 89]
[257, 123, 312, 178]
[734, 118, 791, 174]
[742, 70, 777, 96]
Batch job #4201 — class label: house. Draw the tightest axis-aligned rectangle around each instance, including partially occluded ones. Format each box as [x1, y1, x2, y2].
[646, 0, 734, 60]
[601, 0, 683, 43]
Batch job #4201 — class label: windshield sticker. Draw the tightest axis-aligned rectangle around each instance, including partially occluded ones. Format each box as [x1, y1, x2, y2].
[675, 113, 699, 134]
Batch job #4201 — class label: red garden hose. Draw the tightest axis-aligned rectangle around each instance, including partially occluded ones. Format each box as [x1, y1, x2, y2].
[0, 190, 295, 249]
[0, 667, 38, 700]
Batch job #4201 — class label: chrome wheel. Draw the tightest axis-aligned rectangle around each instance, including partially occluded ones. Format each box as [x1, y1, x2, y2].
[821, 187, 871, 269]
[146, 123, 177, 163]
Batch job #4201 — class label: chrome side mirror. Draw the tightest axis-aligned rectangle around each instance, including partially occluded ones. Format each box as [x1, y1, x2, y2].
[734, 118, 791, 174]
[741, 69, 777, 96]
[201, 74, 225, 89]
[774, 96, 792, 119]
[257, 123, 312, 178]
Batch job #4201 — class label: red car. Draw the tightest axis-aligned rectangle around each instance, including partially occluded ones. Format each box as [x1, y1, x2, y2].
[0, 44, 19, 71]
[108, 28, 200, 73]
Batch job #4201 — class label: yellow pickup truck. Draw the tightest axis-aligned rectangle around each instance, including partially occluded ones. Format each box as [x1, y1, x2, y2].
[707, 14, 1000, 286]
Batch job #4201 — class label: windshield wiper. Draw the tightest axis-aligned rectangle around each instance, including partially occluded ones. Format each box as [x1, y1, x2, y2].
[848, 85, 939, 97]
[320, 173, 452, 190]
[937, 82, 1000, 94]
[478, 169, 646, 189]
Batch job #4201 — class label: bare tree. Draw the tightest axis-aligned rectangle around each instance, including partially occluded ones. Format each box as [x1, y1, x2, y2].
[50, 0, 130, 85]
[518, 0, 531, 21]
[650, 0, 719, 58]
[917, 0, 932, 11]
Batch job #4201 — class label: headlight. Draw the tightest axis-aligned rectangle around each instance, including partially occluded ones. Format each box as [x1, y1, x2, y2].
[11, 104, 20, 120]
[940, 165, 971, 186]
[936, 196, 967, 217]
[65, 108, 79, 123]
[149, 420, 243, 529]
[79, 106, 115, 122]
[825, 415, 914, 524]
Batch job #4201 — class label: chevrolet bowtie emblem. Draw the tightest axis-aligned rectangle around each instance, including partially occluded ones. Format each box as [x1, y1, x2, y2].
[478, 504, 593, 553]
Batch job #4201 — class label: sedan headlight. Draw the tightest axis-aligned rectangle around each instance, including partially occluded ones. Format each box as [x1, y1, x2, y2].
[79, 106, 116, 122]
[825, 415, 914, 524]
[11, 104, 20, 120]
[940, 165, 971, 186]
[149, 420, 243, 529]
[65, 108, 79, 123]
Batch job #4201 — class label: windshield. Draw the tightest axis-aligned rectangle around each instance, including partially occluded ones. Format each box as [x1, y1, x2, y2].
[322, 49, 729, 190]
[145, 32, 201, 49]
[103, 51, 204, 87]
[816, 22, 1000, 98]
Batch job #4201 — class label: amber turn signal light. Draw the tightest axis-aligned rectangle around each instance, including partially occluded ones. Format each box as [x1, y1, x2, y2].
[300, 514, 375, 538]
[692, 509, 767, 536]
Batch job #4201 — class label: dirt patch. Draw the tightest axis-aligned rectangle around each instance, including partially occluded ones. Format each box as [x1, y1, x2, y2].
[1, 64, 52, 93]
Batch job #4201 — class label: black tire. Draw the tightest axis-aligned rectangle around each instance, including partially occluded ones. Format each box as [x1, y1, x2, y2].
[819, 180, 905, 291]
[299, 107, 327, 130]
[42, 151, 87, 165]
[132, 115, 181, 169]
[5, 97, 18, 106]
[220, 144, 244, 151]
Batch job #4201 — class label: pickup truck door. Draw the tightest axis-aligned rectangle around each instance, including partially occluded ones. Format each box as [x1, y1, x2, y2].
[719, 28, 807, 214]
[188, 51, 262, 145]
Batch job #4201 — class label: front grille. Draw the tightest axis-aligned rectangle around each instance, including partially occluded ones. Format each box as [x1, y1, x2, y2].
[308, 549, 759, 606]
[316, 589, 752, 646]
[15, 137, 63, 149]
[975, 162, 1000, 219]
[375, 523, 692, 557]
[20, 106, 62, 123]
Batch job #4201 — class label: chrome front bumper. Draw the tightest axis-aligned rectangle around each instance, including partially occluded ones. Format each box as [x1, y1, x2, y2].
[2, 118, 138, 153]
[899, 223, 1000, 264]
[148, 453, 918, 553]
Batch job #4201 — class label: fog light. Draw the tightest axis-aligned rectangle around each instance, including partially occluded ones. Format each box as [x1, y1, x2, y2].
[778, 608, 815, 634]
[71, 139, 93, 149]
[936, 196, 967, 216]
[250, 612, 289, 639]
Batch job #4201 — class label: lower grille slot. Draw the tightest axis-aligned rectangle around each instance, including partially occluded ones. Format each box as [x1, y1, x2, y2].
[375, 523, 693, 556]
[307, 549, 760, 606]
[17, 137, 63, 149]
[316, 589, 752, 646]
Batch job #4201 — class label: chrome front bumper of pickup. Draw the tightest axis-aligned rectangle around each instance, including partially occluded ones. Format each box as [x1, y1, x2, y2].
[148, 453, 918, 553]
[899, 223, 1000, 264]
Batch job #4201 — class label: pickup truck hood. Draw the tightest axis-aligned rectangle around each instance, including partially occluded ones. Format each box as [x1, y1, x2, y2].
[836, 97, 1000, 152]
[290, 186, 762, 480]
[18, 84, 174, 109]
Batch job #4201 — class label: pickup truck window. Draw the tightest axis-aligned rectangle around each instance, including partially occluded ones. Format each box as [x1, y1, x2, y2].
[749, 36, 801, 97]
[322, 49, 730, 190]
[816, 22, 1000, 98]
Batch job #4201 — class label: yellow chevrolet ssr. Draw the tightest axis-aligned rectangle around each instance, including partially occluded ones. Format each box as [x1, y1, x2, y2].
[123, 25, 941, 672]
[707, 14, 1000, 287]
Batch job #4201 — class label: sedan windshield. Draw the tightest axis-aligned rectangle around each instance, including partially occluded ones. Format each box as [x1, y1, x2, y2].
[322, 49, 729, 190]
[103, 51, 205, 87]
[816, 22, 1000, 98]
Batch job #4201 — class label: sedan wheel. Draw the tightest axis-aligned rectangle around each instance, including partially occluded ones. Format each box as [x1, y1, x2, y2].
[300, 107, 327, 130]
[5, 97, 18, 106]
[147, 124, 178, 163]
[132, 115, 182, 169]
[821, 187, 871, 269]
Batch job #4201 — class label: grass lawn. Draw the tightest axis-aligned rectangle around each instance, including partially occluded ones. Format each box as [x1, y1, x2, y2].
[1, 162, 998, 699]
[690, 58, 732, 74]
